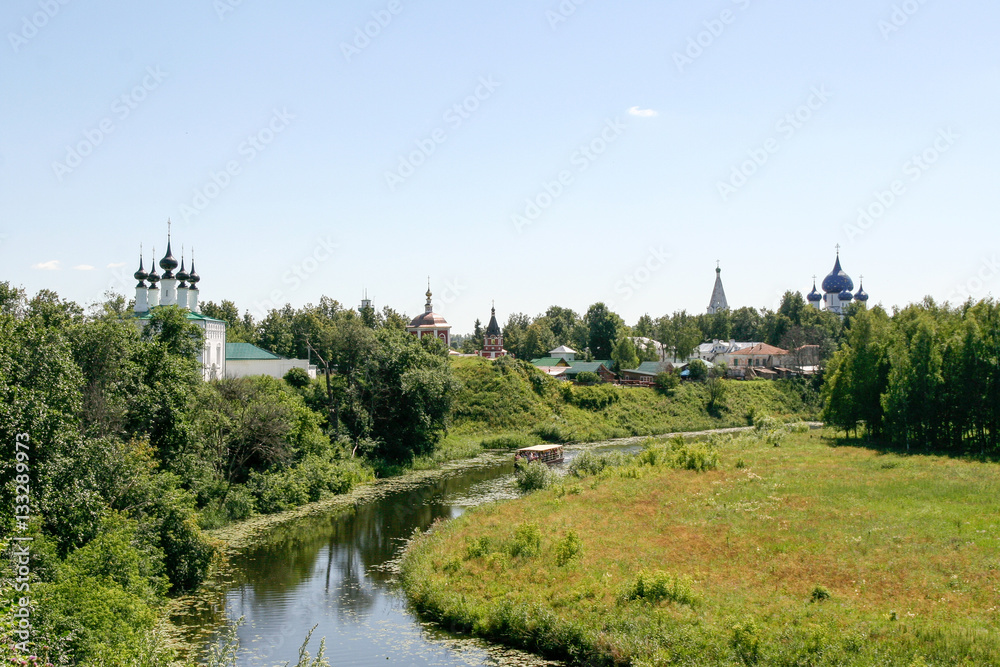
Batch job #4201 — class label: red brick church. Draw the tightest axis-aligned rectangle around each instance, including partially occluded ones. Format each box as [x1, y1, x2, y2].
[477, 304, 508, 359]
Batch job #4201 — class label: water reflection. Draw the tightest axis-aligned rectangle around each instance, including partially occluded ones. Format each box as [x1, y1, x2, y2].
[186, 443, 644, 666]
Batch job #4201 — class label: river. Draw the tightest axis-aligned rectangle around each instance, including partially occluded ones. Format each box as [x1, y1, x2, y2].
[172, 441, 646, 666]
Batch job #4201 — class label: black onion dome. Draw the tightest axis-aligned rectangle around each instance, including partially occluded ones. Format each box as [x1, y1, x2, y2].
[485, 307, 501, 336]
[176, 258, 189, 285]
[159, 240, 178, 278]
[147, 251, 160, 286]
[133, 256, 148, 285]
[821, 255, 854, 294]
[187, 258, 200, 286]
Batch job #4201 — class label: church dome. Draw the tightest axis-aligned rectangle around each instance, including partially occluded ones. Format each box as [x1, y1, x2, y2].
[821, 254, 854, 294]
[409, 311, 450, 328]
[806, 280, 822, 302]
[176, 258, 189, 285]
[838, 289, 854, 302]
[485, 306, 501, 336]
[855, 280, 869, 302]
[133, 256, 148, 285]
[188, 258, 200, 286]
[159, 240, 178, 278]
[146, 252, 160, 285]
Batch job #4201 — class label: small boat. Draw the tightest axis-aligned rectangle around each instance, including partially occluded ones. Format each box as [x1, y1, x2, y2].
[514, 444, 564, 465]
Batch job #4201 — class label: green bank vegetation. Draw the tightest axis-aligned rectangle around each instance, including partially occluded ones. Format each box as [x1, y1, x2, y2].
[402, 426, 1000, 665]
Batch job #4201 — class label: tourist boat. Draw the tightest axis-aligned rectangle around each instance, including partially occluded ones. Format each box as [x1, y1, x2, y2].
[514, 444, 564, 465]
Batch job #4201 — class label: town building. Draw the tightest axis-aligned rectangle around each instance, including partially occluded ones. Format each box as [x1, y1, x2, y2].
[707, 263, 729, 314]
[811, 248, 870, 316]
[547, 345, 577, 362]
[131, 227, 227, 381]
[225, 343, 317, 380]
[406, 281, 452, 346]
[477, 304, 508, 359]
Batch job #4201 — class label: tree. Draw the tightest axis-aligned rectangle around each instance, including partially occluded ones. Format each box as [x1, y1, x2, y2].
[140, 305, 204, 359]
[610, 336, 640, 372]
[28, 288, 83, 328]
[687, 359, 708, 382]
[584, 303, 624, 359]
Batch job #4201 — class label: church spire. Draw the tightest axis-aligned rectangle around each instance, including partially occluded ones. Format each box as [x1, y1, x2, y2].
[707, 262, 729, 314]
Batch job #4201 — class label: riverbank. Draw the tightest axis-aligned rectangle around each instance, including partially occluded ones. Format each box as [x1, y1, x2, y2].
[401, 428, 1000, 665]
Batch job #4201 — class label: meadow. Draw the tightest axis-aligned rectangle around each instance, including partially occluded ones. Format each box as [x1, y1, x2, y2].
[401, 427, 1000, 665]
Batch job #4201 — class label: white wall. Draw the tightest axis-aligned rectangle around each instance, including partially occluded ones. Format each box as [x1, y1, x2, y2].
[225, 358, 317, 380]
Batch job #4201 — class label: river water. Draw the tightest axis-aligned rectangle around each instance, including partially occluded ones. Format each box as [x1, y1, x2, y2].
[175, 442, 642, 666]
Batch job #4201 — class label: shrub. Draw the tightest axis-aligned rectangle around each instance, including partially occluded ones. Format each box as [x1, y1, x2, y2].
[533, 422, 568, 443]
[505, 523, 542, 559]
[654, 371, 679, 395]
[574, 371, 601, 385]
[671, 442, 719, 472]
[810, 585, 831, 602]
[569, 450, 630, 478]
[554, 530, 582, 566]
[223, 486, 256, 522]
[572, 384, 620, 410]
[480, 433, 538, 450]
[515, 460, 554, 492]
[731, 618, 762, 665]
[620, 570, 697, 606]
[283, 366, 312, 388]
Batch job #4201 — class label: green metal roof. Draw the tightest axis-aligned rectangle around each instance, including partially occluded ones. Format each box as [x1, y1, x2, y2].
[564, 362, 611, 375]
[530, 358, 569, 367]
[225, 343, 282, 360]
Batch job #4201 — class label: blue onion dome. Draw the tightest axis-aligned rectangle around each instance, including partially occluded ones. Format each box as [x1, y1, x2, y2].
[855, 280, 869, 302]
[838, 289, 854, 302]
[159, 240, 178, 278]
[147, 251, 160, 287]
[821, 254, 854, 294]
[176, 257, 189, 286]
[807, 280, 822, 302]
[187, 257, 200, 286]
[133, 255, 148, 286]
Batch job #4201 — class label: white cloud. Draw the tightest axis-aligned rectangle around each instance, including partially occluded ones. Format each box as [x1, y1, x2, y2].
[73, 264, 95, 271]
[32, 260, 60, 270]
[107, 262, 127, 269]
[628, 106, 658, 117]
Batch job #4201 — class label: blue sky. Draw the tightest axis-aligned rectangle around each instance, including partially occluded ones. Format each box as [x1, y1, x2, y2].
[2, 0, 998, 332]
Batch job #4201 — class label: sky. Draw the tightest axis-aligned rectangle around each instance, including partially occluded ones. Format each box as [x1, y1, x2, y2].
[2, 0, 998, 333]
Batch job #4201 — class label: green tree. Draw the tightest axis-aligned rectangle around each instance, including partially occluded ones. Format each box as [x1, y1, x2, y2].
[611, 336, 640, 371]
[584, 302, 624, 359]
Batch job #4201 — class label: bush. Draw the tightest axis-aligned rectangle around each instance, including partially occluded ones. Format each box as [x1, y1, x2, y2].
[515, 460, 554, 492]
[670, 442, 720, 472]
[619, 570, 697, 606]
[569, 450, 630, 477]
[554, 530, 582, 566]
[283, 366, 312, 388]
[732, 618, 762, 665]
[654, 371, 679, 395]
[574, 371, 601, 385]
[810, 584, 831, 602]
[480, 433, 538, 450]
[572, 384, 620, 410]
[223, 486, 257, 522]
[533, 422, 568, 443]
[505, 523, 542, 558]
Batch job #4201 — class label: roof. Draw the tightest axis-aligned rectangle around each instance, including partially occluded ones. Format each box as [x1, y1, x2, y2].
[516, 444, 564, 453]
[531, 358, 570, 367]
[729, 343, 789, 357]
[226, 342, 283, 360]
[564, 362, 611, 375]
[538, 366, 568, 376]
[408, 311, 450, 328]
[485, 308, 501, 336]
[549, 345, 576, 354]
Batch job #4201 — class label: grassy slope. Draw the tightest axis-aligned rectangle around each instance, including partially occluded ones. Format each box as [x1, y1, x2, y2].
[402, 429, 1000, 665]
[423, 356, 817, 466]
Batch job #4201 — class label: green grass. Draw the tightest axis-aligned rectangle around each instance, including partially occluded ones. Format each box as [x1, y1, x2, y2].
[435, 357, 817, 461]
[401, 429, 1000, 665]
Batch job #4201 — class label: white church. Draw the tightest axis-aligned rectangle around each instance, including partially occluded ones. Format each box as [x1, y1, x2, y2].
[131, 228, 228, 380]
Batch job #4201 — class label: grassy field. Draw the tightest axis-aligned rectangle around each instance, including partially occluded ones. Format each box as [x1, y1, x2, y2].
[401, 428, 1000, 665]
[419, 357, 818, 469]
